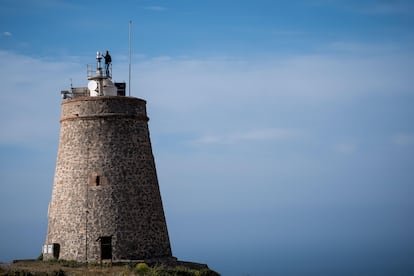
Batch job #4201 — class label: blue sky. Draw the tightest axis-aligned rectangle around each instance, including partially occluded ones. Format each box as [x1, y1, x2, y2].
[1, 0, 414, 275]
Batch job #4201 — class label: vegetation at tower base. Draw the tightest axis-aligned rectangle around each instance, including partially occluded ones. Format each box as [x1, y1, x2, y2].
[0, 260, 220, 276]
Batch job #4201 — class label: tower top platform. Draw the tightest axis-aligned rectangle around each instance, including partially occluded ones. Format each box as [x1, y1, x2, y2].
[61, 50, 126, 99]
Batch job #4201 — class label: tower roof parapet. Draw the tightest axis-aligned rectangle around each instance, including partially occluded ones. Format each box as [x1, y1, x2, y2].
[60, 96, 148, 122]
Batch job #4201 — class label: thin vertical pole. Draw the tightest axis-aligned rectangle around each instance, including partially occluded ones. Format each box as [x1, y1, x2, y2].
[85, 210, 88, 262]
[128, 20, 132, 97]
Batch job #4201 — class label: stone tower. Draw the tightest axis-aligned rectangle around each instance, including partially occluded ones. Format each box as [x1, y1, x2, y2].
[43, 52, 172, 262]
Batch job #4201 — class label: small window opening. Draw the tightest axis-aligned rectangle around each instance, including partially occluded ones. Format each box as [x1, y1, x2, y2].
[95, 175, 100, 186]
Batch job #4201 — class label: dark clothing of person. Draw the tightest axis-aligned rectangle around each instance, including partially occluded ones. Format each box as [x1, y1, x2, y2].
[104, 53, 112, 65]
[103, 52, 112, 77]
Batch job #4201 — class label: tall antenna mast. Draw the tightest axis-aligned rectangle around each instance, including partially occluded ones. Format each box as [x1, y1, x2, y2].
[128, 20, 132, 96]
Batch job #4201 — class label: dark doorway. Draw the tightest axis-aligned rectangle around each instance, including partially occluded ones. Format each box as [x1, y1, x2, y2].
[52, 243, 60, 259]
[98, 236, 112, 260]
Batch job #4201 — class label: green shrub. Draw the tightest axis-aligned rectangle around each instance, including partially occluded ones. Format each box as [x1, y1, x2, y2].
[134, 263, 150, 275]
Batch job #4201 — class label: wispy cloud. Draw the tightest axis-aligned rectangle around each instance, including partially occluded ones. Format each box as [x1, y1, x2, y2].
[272, 29, 315, 36]
[325, 41, 400, 54]
[309, 0, 414, 15]
[333, 143, 357, 154]
[0, 50, 83, 147]
[357, 1, 414, 15]
[152, 55, 172, 62]
[144, 6, 166, 12]
[392, 133, 414, 146]
[194, 128, 302, 145]
[1, 42, 412, 153]
[136, 43, 412, 114]
[2, 31, 12, 37]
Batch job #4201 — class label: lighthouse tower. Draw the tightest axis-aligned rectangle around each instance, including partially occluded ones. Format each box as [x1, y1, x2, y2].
[43, 51, 172, 262]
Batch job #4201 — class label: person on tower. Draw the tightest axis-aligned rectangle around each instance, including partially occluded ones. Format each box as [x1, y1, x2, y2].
[103, 50, 112, 77]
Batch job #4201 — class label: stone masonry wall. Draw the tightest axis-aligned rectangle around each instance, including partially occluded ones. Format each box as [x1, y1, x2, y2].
[45, 96, 172, 261]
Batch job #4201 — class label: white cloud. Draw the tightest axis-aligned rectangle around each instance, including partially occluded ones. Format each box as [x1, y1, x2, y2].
[2, 31, 12, 37]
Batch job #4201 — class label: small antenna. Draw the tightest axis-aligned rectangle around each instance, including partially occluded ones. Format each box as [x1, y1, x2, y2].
[128, 20, 132, 96]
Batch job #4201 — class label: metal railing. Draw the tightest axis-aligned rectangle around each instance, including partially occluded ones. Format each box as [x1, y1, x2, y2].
[87, 63, 112, 79]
